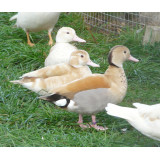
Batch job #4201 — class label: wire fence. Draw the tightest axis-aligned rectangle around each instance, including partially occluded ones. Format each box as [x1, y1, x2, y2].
[80, 12, 154, 34]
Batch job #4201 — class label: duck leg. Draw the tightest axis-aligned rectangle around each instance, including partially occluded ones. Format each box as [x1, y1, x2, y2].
[26, 32, 34, 47]
[90, 115, 108, 131]
[48, 30, 53, 46]
[77, 114, 90, 129]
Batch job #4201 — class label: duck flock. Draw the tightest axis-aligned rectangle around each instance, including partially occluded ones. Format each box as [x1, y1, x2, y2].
[9, 12, 160, 142]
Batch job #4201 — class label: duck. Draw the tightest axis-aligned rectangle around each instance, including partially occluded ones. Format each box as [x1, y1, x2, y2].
[106, 103, 160, 141]
[10, 12, 60, 46]
[44, 27, 86, 67]
[10, 50, 99, 95]
[39, 45, 139, 130]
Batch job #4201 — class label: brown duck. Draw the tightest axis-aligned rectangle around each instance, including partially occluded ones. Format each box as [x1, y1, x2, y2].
[40, 45, 139, 130]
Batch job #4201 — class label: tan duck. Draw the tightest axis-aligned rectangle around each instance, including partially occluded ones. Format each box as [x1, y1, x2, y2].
[11, 50, 99, 95]
[40, 45, 139, 130]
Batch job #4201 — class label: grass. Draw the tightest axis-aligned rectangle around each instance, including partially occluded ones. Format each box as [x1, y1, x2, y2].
[0, 12, 160, 147]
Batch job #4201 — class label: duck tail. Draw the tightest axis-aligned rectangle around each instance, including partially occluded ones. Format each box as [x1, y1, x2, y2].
[9, 14, 18, 21]
[105, 103, 136, 121]
[10, 80, 22, 84]
[10, 77, 37, 84]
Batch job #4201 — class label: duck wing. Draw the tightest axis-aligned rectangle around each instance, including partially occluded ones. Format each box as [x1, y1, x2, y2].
[133, 103, 160, 120]
[20, 64, 71, 78]
[40, 74, 111, 114]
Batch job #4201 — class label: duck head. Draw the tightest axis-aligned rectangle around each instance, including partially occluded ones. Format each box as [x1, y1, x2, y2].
[108, 45, 139, 68]
[56, 27, 86, 43]
[69, 50, 100, 68]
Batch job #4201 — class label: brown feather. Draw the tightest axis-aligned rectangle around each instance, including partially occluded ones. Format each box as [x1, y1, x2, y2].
[52, 75, 111, 99]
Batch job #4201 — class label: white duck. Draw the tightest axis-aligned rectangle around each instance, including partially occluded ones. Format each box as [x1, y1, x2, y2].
[10, 12, 60, 46]
[11, 50, 99, 95]
[106, 103, 160, 141]
[44, 27, 86, 67]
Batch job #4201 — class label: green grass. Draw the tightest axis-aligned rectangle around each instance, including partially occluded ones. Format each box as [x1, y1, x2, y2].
[0, 12, 160, 147]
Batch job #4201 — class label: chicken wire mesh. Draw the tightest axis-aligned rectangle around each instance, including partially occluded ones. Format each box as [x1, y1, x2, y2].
[80, 12, 154, 34]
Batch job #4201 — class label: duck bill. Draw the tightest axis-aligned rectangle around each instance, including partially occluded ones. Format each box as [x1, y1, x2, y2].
[72, 35, 86, 43]
[128, 55, 139, 62]
[87, 60, 100, 67]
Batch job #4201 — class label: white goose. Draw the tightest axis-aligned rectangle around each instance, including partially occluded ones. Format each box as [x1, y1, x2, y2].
[44, 27, 86, 67]
[10, 12, 60, 46]
[106, 103, 160, 141]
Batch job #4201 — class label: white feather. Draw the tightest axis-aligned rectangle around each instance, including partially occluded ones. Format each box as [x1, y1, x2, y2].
[55, 99, 67, 106]
[11, 12, 60, 32]
[10, 14, 18, 21]
[44, 27, 85, 66]
[106, 103, 160, 141]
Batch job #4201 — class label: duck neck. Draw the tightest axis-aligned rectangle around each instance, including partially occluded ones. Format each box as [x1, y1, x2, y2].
[105, 65, 128, 99]
[109, 62, 121, 68]
[105, 65, 124, 76]
[105, 65, 127, 87]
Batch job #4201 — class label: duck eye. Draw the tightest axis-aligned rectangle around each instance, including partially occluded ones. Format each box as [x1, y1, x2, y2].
[66, 32, 70, 34]
[81, 55, 84, 58]
[124, 51, 127, 54]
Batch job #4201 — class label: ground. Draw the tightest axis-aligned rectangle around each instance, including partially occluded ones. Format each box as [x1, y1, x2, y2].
[0, 12, 160, 147]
